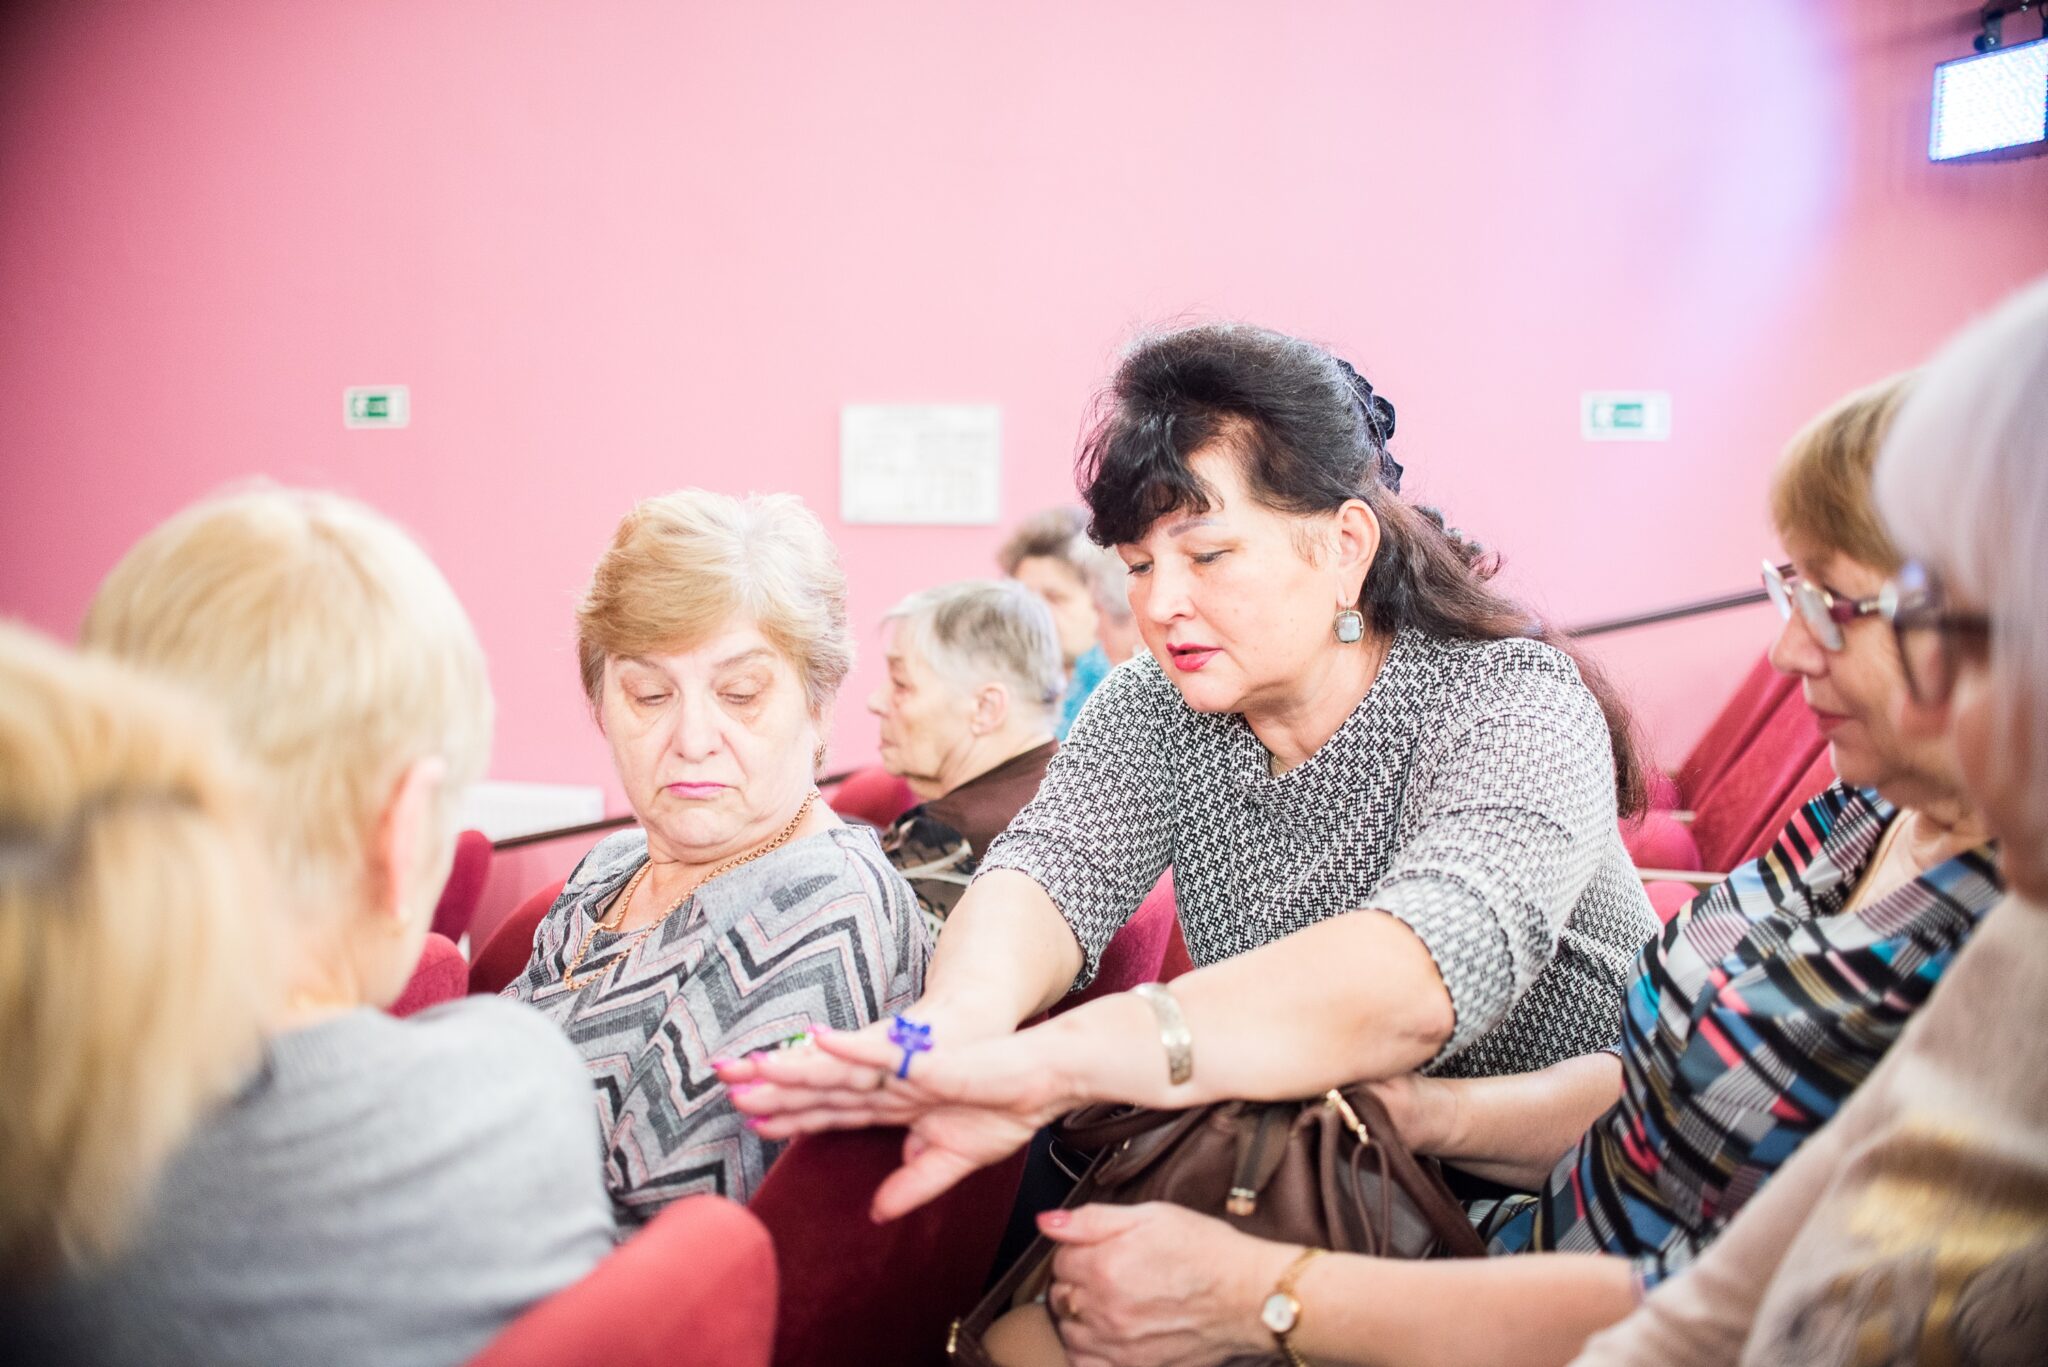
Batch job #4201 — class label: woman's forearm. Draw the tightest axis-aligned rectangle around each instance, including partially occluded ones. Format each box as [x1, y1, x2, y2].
[918, 870, 1086, 1035]
[1038, 908, 1456, 1108]
[1292, 1250, 1639, 1367]
[1429, 1053, 1623, 1190]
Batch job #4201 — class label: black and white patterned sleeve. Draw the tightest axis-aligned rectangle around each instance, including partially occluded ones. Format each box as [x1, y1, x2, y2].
[977, 658, 1180, 988]
[1368, 655, 1618, 1065]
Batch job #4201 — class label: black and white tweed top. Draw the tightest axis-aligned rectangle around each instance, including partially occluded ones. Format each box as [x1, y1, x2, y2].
[979, 627, 1658, 1079]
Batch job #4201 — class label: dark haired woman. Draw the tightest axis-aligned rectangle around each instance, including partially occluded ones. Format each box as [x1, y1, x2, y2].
[721, 319, 1655, 1154]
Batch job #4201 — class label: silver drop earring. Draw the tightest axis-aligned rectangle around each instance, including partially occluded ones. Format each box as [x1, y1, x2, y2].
[1334, 608, 1365, 644]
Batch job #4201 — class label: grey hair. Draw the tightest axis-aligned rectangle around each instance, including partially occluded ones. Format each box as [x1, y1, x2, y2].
[883, 580, 1065, 729]
[1874, 273, 2048, 829]
[1082, 540, 1134, 625]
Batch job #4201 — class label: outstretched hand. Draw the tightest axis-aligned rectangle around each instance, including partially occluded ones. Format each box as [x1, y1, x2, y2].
[714, 1017, 1079, 1221]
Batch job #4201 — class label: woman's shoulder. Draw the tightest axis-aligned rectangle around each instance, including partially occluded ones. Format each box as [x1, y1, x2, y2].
[704, 823, 909, 915]
[1067, 649, 1212, 741]
[1092, 650, 1185, 710]
[564, 826, 650, 893]
[1425, 631, 1583, 685]
[1409, 633, 1599, 722]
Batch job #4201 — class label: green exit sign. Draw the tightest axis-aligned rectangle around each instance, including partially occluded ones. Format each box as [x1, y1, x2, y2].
[344, 385, 410, 429]
[1581, 391, 1671, 442]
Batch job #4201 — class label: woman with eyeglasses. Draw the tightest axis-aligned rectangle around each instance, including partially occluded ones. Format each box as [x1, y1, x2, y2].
[1572, 278, 2048, 1367]
[726, 372, 2006, 1367]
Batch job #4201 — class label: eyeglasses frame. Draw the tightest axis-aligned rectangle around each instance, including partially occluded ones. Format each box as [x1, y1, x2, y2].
[1877, 560, 1992, 707]
[1760, 559, 1885, 652]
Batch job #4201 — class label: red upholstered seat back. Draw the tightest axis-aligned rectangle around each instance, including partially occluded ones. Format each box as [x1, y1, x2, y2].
[1052, 871, 1178, 1015]
[1158, 915, 1194, 983]
[750, 1127, 1028, 1367]
[1728, 747, 1839, 869]
[1673, 654, 1800, 808]
[1688, 697, 1831, 872]
[468, 1195, 776, 1367]
[390, 932, 468, 1018]
[1620, 808, 1703, 871]
[468, 878, 566, 996]
[431, 828, 494, 942]
[827, 765, 918, 829]
[1645, 880, 1699, 925]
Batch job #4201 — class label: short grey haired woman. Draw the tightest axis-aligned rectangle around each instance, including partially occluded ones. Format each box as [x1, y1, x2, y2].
[508, 488, 929, 1221]
[722, 323, 1657, 1213]
[869, 579, 1065, 933]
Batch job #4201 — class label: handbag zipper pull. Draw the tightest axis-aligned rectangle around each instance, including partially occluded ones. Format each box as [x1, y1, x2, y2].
[1324, 1090, 1373, 1148]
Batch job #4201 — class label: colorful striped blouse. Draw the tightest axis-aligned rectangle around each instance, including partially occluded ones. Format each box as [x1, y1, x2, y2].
[1479, 783, 2002, 1287]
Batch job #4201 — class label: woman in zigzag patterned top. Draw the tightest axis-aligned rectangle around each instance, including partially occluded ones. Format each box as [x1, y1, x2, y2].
[507, 489, 929, 1224]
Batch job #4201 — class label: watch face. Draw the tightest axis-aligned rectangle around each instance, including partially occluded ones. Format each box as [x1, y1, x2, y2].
[1261, 1292, 1299, 1334]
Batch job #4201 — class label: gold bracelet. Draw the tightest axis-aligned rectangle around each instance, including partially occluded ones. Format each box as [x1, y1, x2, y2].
[1131, 982, 1193, 1085]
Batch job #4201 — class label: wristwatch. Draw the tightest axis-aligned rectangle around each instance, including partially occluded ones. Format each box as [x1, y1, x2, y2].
[1260, 1246, 1327, 1366]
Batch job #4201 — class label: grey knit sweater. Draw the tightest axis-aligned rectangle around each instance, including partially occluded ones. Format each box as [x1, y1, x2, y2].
[0, 998, 617, 1367]
[979, 627, 1658, 1078]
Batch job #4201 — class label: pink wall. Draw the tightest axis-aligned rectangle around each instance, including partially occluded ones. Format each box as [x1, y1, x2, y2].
[4, 0, 2045, 817]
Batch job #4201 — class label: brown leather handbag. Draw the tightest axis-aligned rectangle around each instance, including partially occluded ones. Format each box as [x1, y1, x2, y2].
[948, 1085, 1487, 1365]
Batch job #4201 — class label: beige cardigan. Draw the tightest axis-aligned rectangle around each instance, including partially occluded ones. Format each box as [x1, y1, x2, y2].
[1571, 894, 2048, 1366]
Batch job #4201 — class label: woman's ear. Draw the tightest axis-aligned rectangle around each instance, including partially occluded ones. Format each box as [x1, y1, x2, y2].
[370, 756, 447, 929]
[970, 682, 1009, 736]
[1333, 499, 1382, 603]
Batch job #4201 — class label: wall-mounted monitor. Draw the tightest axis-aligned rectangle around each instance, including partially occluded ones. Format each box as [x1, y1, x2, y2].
[1931, 36, 2048, 162]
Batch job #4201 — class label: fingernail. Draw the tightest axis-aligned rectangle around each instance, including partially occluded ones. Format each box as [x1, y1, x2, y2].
[710, 1057, 738, 1071]
[813, 1025, 835, 1036]
[728, 1081, 757, 1096]
[1037, 1210, 1069, 1230]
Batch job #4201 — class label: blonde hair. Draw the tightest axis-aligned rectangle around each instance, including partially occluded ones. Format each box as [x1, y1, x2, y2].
[0, 622, 269, 1281]
[1876, 275, 2048, 830]
[883, 580, 1065, 729]
[80, 488, 492, 926]
[1769, 373, 1913, 571]
[577, 489, 852, 716]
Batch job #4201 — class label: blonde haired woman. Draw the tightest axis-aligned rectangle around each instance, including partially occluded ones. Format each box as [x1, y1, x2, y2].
[508, 488, 928, 1220]
[0, 624, 268, 1283]
[1573, 277, 2048, 1367]
[5, 489, 615, 1367]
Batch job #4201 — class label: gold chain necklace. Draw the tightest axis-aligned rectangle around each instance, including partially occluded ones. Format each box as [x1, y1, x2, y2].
[560, 789, 821, 992]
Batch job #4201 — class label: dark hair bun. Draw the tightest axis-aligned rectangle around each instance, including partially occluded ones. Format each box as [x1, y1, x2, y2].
[1331, 356, 1401, 492]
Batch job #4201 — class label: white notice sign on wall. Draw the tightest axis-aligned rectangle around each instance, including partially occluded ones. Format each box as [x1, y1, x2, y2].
[840, 404, 1002, 525]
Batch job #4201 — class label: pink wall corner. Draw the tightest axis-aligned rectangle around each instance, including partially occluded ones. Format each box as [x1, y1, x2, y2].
[1, 0, 2044, 790]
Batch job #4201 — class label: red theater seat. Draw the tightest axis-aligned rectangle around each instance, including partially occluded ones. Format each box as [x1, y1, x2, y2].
[1672, 654, 1802, 807]
[469, 1195, 776, 1367]
[469, 878, 566, 996]
[1053, 872, 1178, 1015]
[826, 765, 917, 829]
[1158, 915, 1194, 983]
[1687, 699, 1831, 873]
[432, 828, 494, 942]
[1621, 808, 1702, 872]
[750, 1128, 1028, 1367]
[390, 932, 468, 1018]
